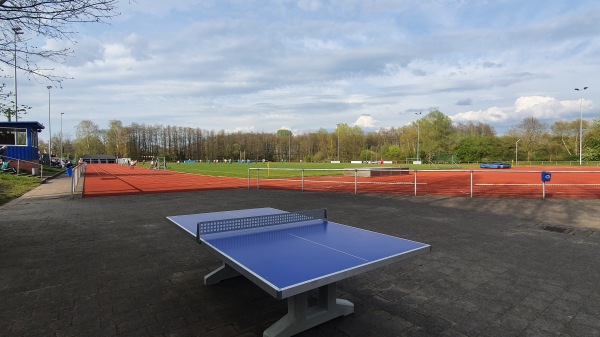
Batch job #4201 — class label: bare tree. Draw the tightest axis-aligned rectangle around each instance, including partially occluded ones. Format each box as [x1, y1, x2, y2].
[0, 0, 120, 82]
[0, 0, 121, 121]
[550, 120, 578, 156]
[506, 117, 548, 161]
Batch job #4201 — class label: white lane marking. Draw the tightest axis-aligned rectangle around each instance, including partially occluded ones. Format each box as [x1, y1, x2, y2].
[288, 233, 369, 262]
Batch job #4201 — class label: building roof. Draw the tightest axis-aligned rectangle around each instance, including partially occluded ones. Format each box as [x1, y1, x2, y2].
[0, 121, 45, 132]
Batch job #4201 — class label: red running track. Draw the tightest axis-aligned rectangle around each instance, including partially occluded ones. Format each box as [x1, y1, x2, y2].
[83, 164, 600, 199]
[83, 164, 247, 197]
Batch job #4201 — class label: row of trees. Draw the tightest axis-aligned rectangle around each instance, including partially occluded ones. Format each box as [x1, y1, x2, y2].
[44, 110, 600, 164]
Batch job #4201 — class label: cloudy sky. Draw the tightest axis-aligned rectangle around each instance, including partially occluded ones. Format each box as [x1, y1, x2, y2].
[15, 0, 600, 141]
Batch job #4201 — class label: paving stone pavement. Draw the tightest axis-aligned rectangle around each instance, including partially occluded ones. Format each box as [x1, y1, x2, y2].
[1, 174, 599, 337]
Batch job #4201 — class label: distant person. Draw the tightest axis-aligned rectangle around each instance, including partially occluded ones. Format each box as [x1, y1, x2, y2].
[0, 145, 7, 162]
[1, 160, 16, 173]
[130, 160, 137, 169]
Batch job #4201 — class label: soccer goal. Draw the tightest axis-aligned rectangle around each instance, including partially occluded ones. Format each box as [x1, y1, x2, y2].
[405, 157, 422, 165]
[148, 156, 167, 170]
[154, 157, 167, 170]
[429, 153, 459, 167]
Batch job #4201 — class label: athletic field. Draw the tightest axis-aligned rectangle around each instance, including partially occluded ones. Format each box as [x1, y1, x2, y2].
[82, 162, 600, 199]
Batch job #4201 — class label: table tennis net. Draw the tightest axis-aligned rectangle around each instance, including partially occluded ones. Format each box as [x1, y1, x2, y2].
[196, 209, 327, 238]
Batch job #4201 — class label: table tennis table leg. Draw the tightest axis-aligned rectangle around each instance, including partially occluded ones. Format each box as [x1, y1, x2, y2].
[264, 282, 354, 337]
[204, 262, 240, 285]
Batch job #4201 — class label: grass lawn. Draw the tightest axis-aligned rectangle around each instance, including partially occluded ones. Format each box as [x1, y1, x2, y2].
[0, 166, 65, 206]
[0, 174, 42, 205]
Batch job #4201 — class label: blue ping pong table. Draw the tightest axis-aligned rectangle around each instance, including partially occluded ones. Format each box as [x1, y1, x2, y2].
[166, 207, 430, 337]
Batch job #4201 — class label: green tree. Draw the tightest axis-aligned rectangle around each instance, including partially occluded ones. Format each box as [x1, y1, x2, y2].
[335, 123, 365, 161]
[75, 120, 104, 155]
[454, 136, 497, 162]
[418, 110, 455, 159]
[104, 120, 126, 157]
[275, 129, 293, 161]
[382, 144, 404, 161]
[454, 121, 496, 137]
[585, 118, 600, 161]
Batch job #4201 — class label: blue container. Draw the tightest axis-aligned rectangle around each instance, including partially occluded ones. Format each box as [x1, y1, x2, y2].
[67, 168, 73, 177]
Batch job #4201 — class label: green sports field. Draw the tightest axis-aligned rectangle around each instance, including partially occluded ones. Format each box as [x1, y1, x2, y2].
[144, 161, 475, 179]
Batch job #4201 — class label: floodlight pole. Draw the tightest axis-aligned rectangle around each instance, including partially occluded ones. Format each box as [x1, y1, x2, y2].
[336, 124, 340, 161]
[415, 112, 422, 161]
[515, 139, 521, 166]
[12, 27, 23, 122]
[60, 113, 64, 160]
[47, 86, 52, 161]
[575, 87, 588, 166]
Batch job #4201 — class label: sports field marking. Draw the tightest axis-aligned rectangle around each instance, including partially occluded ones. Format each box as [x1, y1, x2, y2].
[266, 178, 425, 186]
[476, 183, 600, 187]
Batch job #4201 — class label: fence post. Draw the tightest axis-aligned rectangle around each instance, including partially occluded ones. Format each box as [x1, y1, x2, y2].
[414, 170, 417, 196]
[542, 181, 546, 199]
[354, 169, 358, 194]
[302, 169, 305, 192]
[257, 169, 260, 190]
[247, 169, 250, 189]
[470, 170, 474, 197]
[71, 168, 75, 198]
[71, 165, 82, 198]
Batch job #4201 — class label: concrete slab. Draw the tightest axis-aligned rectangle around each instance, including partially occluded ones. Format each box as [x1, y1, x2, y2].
[343, 167, 410, 177]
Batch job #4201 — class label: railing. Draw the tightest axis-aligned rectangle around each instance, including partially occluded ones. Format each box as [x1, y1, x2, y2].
[247, 167, 600, 199]
[70, 163, 86, 198]
[3, 156, 44, 178]
[467, 160, 600, 166]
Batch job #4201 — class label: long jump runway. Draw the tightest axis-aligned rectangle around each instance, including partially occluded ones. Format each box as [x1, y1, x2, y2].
[83, 164, 247, 197]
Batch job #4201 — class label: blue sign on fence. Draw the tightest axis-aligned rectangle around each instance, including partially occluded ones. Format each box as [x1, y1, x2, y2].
[541, 172, 552, 182]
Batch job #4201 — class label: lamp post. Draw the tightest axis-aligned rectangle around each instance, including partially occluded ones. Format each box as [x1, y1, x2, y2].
[60, 112, 64, 160]
[575, 87, 588, 165]
[12, 27, 23, 122]
[337, 124, 340, 161]
[47, 86, 52, 162]
[515, 139, 521, 166]
[415, 112, 422, 162]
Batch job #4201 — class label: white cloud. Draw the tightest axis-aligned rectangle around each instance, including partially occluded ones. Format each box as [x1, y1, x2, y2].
[515, 96, 568, 119]
[354, 114, 376, 128]
[233, 125, 256, 133]
[14, 0, 600, 141]
[451, 95, 596, 131]
[452, 106, 509, 124]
